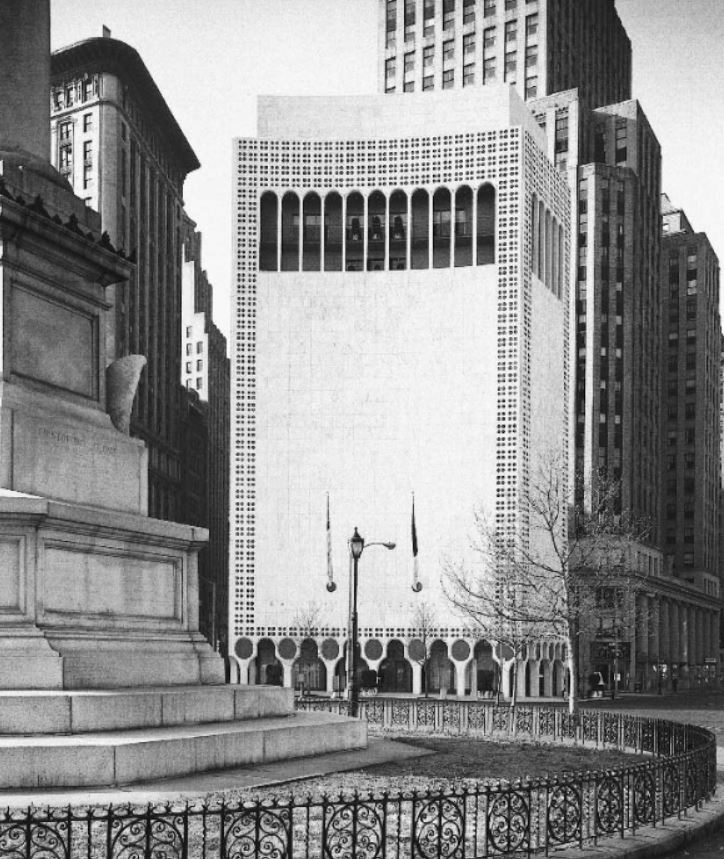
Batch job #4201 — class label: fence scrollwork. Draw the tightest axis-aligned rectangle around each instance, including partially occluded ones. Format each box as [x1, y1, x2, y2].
[2, 701, 715, 859]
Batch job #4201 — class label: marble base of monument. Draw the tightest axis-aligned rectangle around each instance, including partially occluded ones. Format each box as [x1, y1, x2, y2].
[0, 490, 225, 689]
[0, 686, 367, 789]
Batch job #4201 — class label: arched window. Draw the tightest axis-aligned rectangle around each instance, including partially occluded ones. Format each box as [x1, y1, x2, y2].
[477, 184, 495, 265]
[558, 220, 565, 298]
[454, 185, 473, 267]
[537, 199, 544, 280]
[432, 187, 451, 269]
[427, 640, 454, 694]
[378, 639, 412, 693]
[281, 191, 300, 271]
[302, 192, 321, 272]
[367, 189, 386, 271]
[545, 209, 552, 289]
[324, 191, 343, 271]
[255, 638, 282, 685]
[345, 191, 364, 271]
[530, 192, 538, 278]
[411, 188, 429, 270]
[293, 638, 327, 692]
[389, 189, 408, 270]
[551, 218, 559, 297]
[259, 191, 278, 272]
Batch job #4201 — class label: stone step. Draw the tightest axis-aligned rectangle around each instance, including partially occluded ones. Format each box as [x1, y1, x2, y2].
[0, 684, 292, 734]
[0, 711, 366, 789]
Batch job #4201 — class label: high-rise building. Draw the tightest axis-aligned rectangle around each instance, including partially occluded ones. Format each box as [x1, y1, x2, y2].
[182, 221, 231, 655]
[378, 0, 722, 691]
[379, 0, 630, 108]
[660, 195, 721, 593]
[50, 32, 200, 521]
[230, 87, 571, 698]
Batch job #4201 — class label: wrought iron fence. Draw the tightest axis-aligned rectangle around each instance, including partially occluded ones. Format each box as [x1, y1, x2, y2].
[0, 702, 716, 858]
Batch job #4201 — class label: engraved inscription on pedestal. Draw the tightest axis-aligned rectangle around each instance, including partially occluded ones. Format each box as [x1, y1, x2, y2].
[13, 412, 145, 513]
[11, 285, 97, 400]
[43, 543, 180, 623]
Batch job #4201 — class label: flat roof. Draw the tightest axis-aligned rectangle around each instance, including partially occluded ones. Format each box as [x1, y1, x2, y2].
[253, 86, 546, 148]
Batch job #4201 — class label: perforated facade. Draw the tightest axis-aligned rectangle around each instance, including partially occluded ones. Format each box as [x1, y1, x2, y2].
[231, 89, 570, 697]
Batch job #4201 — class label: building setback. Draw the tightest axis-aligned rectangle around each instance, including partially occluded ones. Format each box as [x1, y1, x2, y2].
[660, 195, 721, 595]
[379, 0, 630, 109]
[50, 32, 199, 521]
[230, 87, 571, 698]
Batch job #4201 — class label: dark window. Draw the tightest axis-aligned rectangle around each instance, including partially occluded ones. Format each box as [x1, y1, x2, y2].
[615, 121, 627, 163]
[504, 50, 517, 81]
[555, 113, 569, 154]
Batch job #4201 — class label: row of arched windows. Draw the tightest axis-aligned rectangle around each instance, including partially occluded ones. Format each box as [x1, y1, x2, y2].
[531, 192, 565, 299]
[259, 185, 496, 273]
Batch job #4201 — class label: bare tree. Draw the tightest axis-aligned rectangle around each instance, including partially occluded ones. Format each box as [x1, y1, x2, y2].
[443, 461, 651, 713]
[291, 600, 325, 639]
[409, 599, 438, 696]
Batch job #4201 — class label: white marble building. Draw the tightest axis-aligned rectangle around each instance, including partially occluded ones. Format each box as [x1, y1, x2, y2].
[230, 87, 571, 699]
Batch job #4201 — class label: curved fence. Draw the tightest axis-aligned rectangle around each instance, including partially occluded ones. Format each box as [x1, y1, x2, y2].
[0, 701, 715, 858]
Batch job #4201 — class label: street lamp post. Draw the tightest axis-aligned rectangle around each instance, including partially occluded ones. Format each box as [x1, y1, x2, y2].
[347, 527, 395, 717]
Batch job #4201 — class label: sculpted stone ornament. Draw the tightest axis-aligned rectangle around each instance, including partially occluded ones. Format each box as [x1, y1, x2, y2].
[106, 354, 147, 434]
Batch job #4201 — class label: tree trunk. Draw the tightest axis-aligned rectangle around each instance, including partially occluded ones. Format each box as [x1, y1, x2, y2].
[567, 631, 579, 715]
[510, 660, 518, 710]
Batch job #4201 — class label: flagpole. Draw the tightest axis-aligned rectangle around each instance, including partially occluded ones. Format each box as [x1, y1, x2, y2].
[326, 492, 336, 592]
[412, 491, 422, 592]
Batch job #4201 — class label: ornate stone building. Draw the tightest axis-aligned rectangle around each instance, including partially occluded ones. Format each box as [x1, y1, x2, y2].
[50, 32, 198, 522]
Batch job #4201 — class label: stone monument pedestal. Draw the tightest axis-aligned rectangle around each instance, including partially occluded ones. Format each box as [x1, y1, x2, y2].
[0, 154, 225, 689]
[0, 0, 367, 792]
[0, 490, 225, 689]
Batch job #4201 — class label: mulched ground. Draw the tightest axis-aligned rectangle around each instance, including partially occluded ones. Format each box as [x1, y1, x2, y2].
[225, 734, 637, 802]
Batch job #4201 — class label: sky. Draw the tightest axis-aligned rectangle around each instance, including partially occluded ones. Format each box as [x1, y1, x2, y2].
[51, 0, 724, 340]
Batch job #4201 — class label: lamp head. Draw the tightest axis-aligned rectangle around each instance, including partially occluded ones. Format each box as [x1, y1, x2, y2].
[383, 542, 396, 550]
[350, 527, 364, 559]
